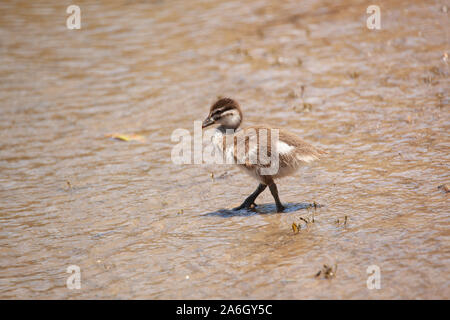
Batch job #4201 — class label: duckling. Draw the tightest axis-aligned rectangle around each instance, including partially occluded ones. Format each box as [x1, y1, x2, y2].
[202, 98, 326, 212]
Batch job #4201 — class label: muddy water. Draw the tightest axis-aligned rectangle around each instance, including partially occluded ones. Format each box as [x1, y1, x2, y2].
[0, 0, 449, 299]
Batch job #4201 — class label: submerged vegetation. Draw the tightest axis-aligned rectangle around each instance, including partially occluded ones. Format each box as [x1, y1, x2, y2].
[315, 264, 338, 279]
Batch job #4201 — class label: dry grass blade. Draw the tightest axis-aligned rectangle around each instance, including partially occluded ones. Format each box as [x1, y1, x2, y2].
[106, 133, 146, 142]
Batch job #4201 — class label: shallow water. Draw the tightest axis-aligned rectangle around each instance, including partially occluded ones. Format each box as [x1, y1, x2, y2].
[0, 0, 449, 299]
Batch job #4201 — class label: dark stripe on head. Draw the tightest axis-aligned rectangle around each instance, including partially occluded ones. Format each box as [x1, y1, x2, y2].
[209, 98, 242, 120]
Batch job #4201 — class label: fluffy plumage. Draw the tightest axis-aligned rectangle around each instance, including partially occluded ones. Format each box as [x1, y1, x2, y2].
[202, 98, 326, 212]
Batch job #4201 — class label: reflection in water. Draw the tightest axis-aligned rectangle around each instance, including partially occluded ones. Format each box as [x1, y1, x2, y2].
[204, 202, 314, 217]
[0, 0, 448, 299]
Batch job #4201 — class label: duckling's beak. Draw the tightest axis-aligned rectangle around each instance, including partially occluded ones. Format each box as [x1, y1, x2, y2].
[202, 117, 215, 128]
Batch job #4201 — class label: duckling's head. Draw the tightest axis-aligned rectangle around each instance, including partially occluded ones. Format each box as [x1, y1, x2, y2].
[202, 98, 242, 130]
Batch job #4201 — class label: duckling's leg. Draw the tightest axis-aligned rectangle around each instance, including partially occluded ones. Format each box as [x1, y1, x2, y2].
[268, 182, 285, 212]
[233, 183, 267, 210]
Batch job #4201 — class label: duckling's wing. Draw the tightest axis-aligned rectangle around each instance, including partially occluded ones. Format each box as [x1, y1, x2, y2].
[278, 129, 327, 163]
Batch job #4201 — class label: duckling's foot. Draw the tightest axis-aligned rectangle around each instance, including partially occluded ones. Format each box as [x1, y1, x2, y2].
[233, 201, 252, 211]
[233, 200, 258, 211]
[233, 183, 266, 211]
